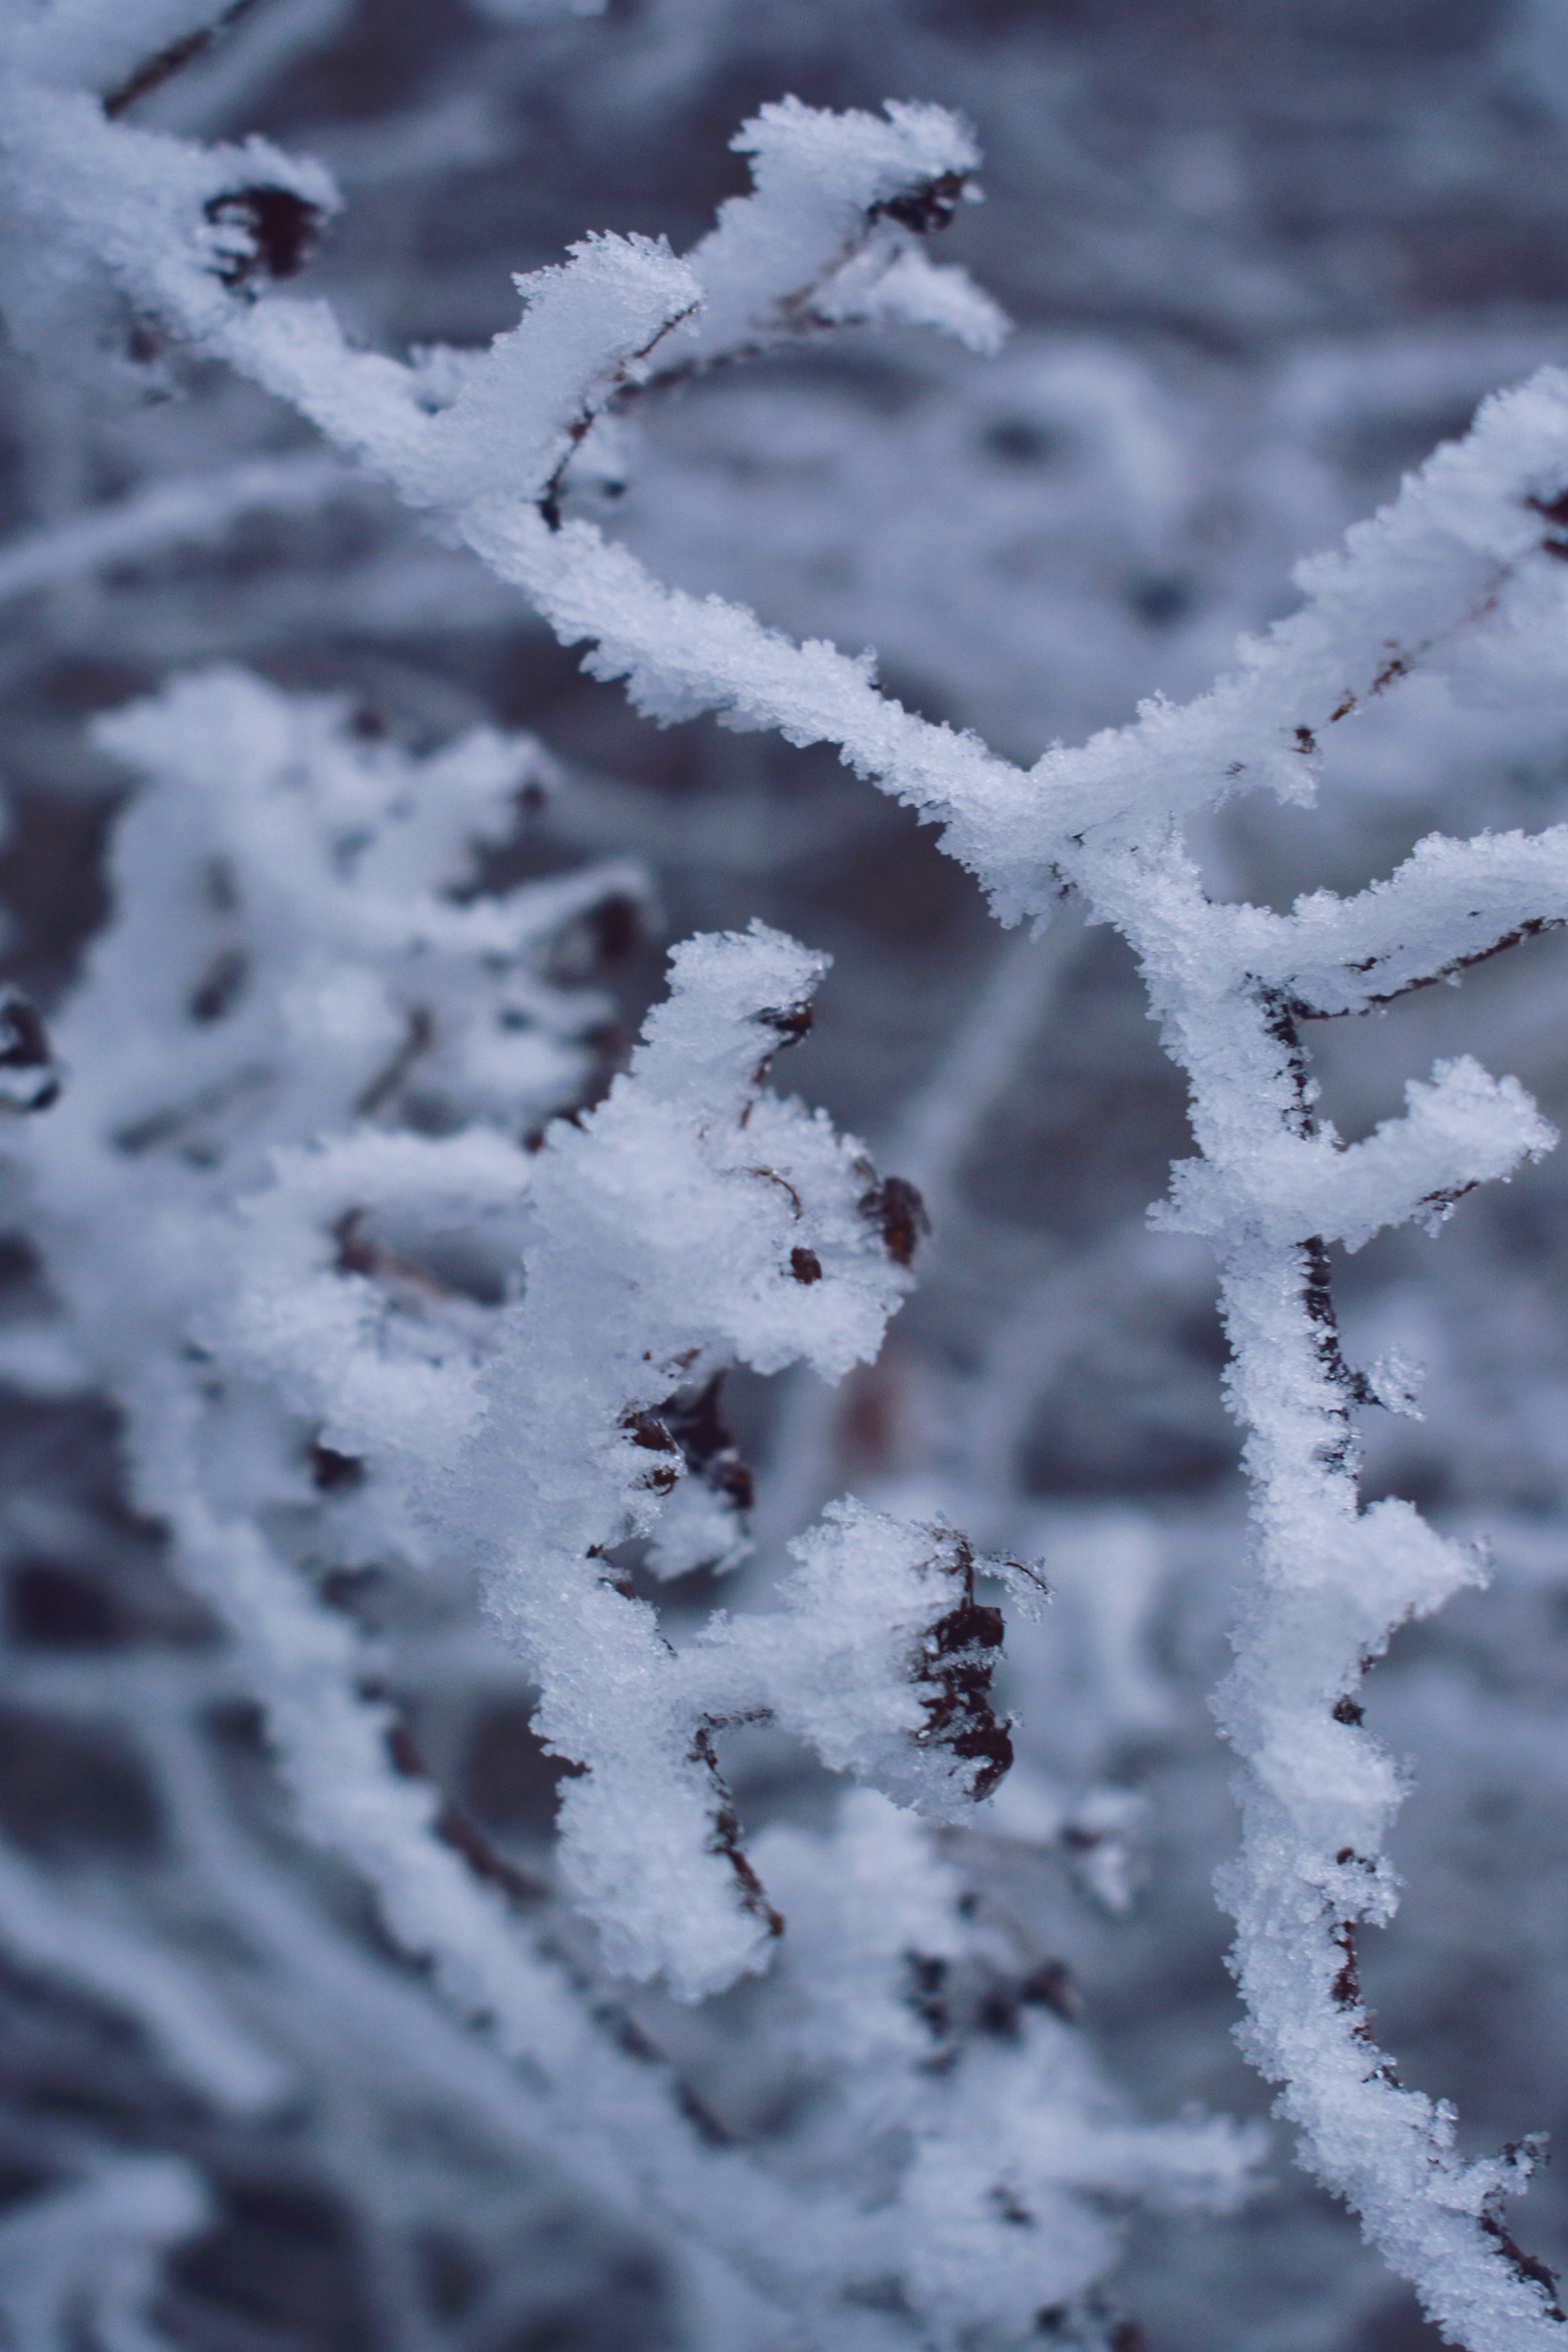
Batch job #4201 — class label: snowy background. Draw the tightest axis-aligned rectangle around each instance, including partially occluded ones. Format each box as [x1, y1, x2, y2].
[6, 3, 1568, 2347]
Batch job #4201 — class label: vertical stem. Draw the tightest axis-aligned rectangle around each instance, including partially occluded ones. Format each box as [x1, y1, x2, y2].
[1074, 837, 1566, 2344]
[1207, 1016, 1560, 2347]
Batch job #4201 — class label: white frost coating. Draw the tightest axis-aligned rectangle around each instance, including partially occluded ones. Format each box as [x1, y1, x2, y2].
[8, 26, 1566, 2328]
[1156, 1056, 1557, 1254]
[6, 668, 1029, 2024]
[678, 96, 1005, 365]
[399, 232, 702, 512]
[0, 453, 357, 604]
[833, 241, 1010, 355]
[0, 63, 1030, 885]
[0, 2156, 210, 2352]
[0, 1837, 289, 2116]
[690, 1500, 1044, 1820]
[7, 659, 1167, 2334]
[6, 0, 239, 96]
[0, 653, 1246, 2343]
[6, 668, 654, 2087]
[457, 927, 1013, 1996]
[746, 1793, 1261, 2351]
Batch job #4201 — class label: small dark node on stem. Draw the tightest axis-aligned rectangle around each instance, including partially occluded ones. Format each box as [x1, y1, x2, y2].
[748, 998, 813, 1087]
[1036, 2308, 1145, 2352]
[1294, 725, 1317, 754]
[623, 1410, 677, 1450]
[1329, 1920, 1368, 2033]
[524, 1104, 587, 1152]
[790, 1246, 822, 1283]
[320, 1566, 376, 1613]
[204, 187, 323, 292]
[689, 1726, 783, 1937]
[585, 891, 642, 964]
[0, 989, 60, 1111]
[621, 1409, 680, 1493]
[974, 1971, 1024, 2041]
[187, 947, 247, 1024]
[903, 1949, 950, 2039]
[653, 1374, 755, 1513]
[333, 1210, 376, 1278]
[756, 1001, 814, 1044]
[547, 893, 644, 984]
[1301, 1236, 1336, 1335]
[912, 1550, 1013, 1801]
[309, 1442, 364, 1494]
[920, 1945, 1080, 2051]
[1020, 1958, 1078, 2022]
[873, 169, 970, 234]
[926, 1595, 1004, 1657]
[858, 1173, 931, 1267]
[1332, 1695, 1364, 1726]
[1369, 649, 1411, 695]
[1527, 489, 1568, 563]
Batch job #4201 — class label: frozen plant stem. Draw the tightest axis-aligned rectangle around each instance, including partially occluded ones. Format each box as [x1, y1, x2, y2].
[9, 666, 1165, 2347]
[12, 9, 1568, 2334]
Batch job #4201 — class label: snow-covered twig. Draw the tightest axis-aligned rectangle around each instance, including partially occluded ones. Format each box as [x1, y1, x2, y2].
[0, 645, 1251, 2346]
[9, 14, 1560, 2333]
[0, 452, 356, 604]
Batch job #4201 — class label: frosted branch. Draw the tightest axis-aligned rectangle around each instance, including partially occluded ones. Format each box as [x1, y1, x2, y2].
[0, 2156, 210, 2352]
[6, 37, 1562, 2330]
